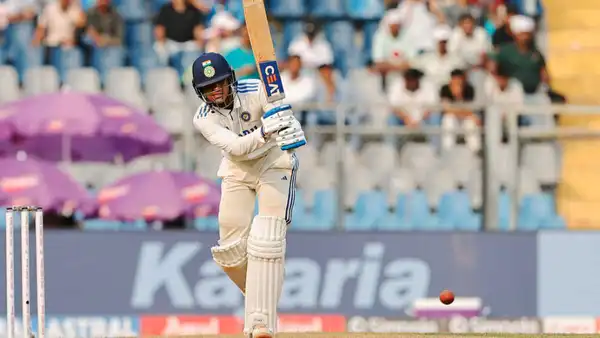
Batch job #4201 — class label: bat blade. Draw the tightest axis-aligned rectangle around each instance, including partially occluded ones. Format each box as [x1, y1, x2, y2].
[243, 0, 285, 103]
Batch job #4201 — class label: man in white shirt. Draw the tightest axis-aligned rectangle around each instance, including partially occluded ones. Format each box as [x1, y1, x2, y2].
[287, 22, 334, 70]
[280, 54, 316, 109]
[32, 0, 85, 47]
[484, 64, 525, 127]
[412, 25, 464, 90]
[386, 68, 438, 143]
[448, 13, 491, 68]
[371, 9, 412, 75]
[396, 0, 446, 54]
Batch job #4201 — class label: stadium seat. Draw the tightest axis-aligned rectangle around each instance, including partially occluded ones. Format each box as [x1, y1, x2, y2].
[105, 67, 148, 111]
[130, 47, 161, 83]
[312, 189, 336, 225]
[50, 47, 84, 83]
[291, 189, 334, 231]
[307, 0, 345, 19]
[268, 0, 305, 18]
[424, 168, 456, 208]
[24, 67, 60, 96]
[521, 143, 560, 186]
[395, 190, 432, 228]
[497, 191, 511, 231]
[437, 191, 472, 228]
[519, 193, 562, 230]
[15, 47, 43, 82]
[456, 213, 482, 231]
[467, 168, 483, 209]
[377, 212, 412, 230]
[347, 0, 385, 20]
[440, 146, 477, 187]
[0, 66, 21, 103]
[345, 190, 388, 230]
[65, 68, 101, 93]
[92, 47, 126, 83]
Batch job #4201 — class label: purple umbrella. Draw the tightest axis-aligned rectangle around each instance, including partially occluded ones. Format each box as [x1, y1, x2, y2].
[0, 157, 94, 213]
[96, 170, 220, 221]
[1, 92, 172, 162]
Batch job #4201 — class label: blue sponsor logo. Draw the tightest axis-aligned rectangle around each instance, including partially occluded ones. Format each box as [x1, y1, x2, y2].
[259, 61, 284, 98]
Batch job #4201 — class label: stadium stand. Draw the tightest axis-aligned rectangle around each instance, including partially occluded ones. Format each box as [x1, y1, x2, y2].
[0, 0, 566, 231]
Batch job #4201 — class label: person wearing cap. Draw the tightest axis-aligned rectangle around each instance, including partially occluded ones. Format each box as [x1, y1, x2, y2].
[492, 14, 548, 95]
[412, 25, 464, 89]
[191, 52, 305, 338]
[371, 9, 412, 74]
[153, 0, 205, 65]
[287, 21, 334, 70]
[386, 68, 438, 144]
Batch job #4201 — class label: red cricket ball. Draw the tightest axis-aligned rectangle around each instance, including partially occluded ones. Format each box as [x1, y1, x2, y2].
[440, 289, 455, 305]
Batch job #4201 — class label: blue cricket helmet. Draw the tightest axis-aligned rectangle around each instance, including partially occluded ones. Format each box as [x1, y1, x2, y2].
[191, 52, 237, 98]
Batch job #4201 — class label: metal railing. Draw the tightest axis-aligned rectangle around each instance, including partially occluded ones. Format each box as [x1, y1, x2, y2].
[184, 100, 600, 231]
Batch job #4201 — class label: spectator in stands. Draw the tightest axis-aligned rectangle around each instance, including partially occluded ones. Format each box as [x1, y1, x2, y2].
[448, 13, 491, 69]
[86, 0, 123, 47]
[371, 9, 412, 76]
[412, 25, 464, 90]
[492, 4, 519, 48]
[483, 64, 525, 130]
[492, 15, 547, 96]
[441, 69, 480, 152]
[288, 21, 334, 70]
[386, 68, 438, 143]
[153, 0, 205, 65]
[396, 0, 446, 54]
[206, 11, 241, 54]
[224, 24, 258, 80]
[281, 54, 316, 109]
[442, 0, 483, 27]
[33, 0, 86, 49]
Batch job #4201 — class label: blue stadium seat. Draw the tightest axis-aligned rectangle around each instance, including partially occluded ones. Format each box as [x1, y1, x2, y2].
[437, 191, 471, 228]
[50, 48, 84, 82]
[307, 0, 345, 19]
[345, 190, 388, 230]
[195, 216, 219, 230]
[497, 191, 511, 231]
[378, 213, 412, 230]
[456, 213, 482, 231]
[395, 190, 436, 229]
[519, 193, 563, 230]
[291, 190, 335, 230]
[268, 0, 306, 18]
[84, 219, 123, 230]
[347, 0, 385, 20]
[313, 189, 336, 225]
[92, 47, 126, 83]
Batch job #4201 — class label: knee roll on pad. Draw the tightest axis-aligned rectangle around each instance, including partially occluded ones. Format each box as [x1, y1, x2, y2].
[211, 237, 247, 268]
[211, 238, 248, 293]
[247, 216, 287, 260]
[245, 216, 287, 334]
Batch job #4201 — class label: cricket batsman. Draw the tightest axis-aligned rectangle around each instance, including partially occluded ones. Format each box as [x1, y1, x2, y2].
[191, 52, 306, 338]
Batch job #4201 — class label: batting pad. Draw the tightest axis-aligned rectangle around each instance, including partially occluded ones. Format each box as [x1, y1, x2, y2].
[244, 216, 287, 334]
[211, 238, 248, 293]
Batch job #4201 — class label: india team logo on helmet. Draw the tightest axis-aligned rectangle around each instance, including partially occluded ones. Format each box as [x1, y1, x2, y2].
[202, 60, 216, 78]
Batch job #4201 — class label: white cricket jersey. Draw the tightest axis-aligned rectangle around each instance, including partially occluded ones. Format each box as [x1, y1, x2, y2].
[193, 79, 278, 162]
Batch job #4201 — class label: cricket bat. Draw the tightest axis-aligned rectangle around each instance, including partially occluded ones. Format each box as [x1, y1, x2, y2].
[243, 0, 285, 105]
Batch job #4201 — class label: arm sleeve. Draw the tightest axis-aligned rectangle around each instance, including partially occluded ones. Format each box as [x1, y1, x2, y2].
[193, 107, 267, 156]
